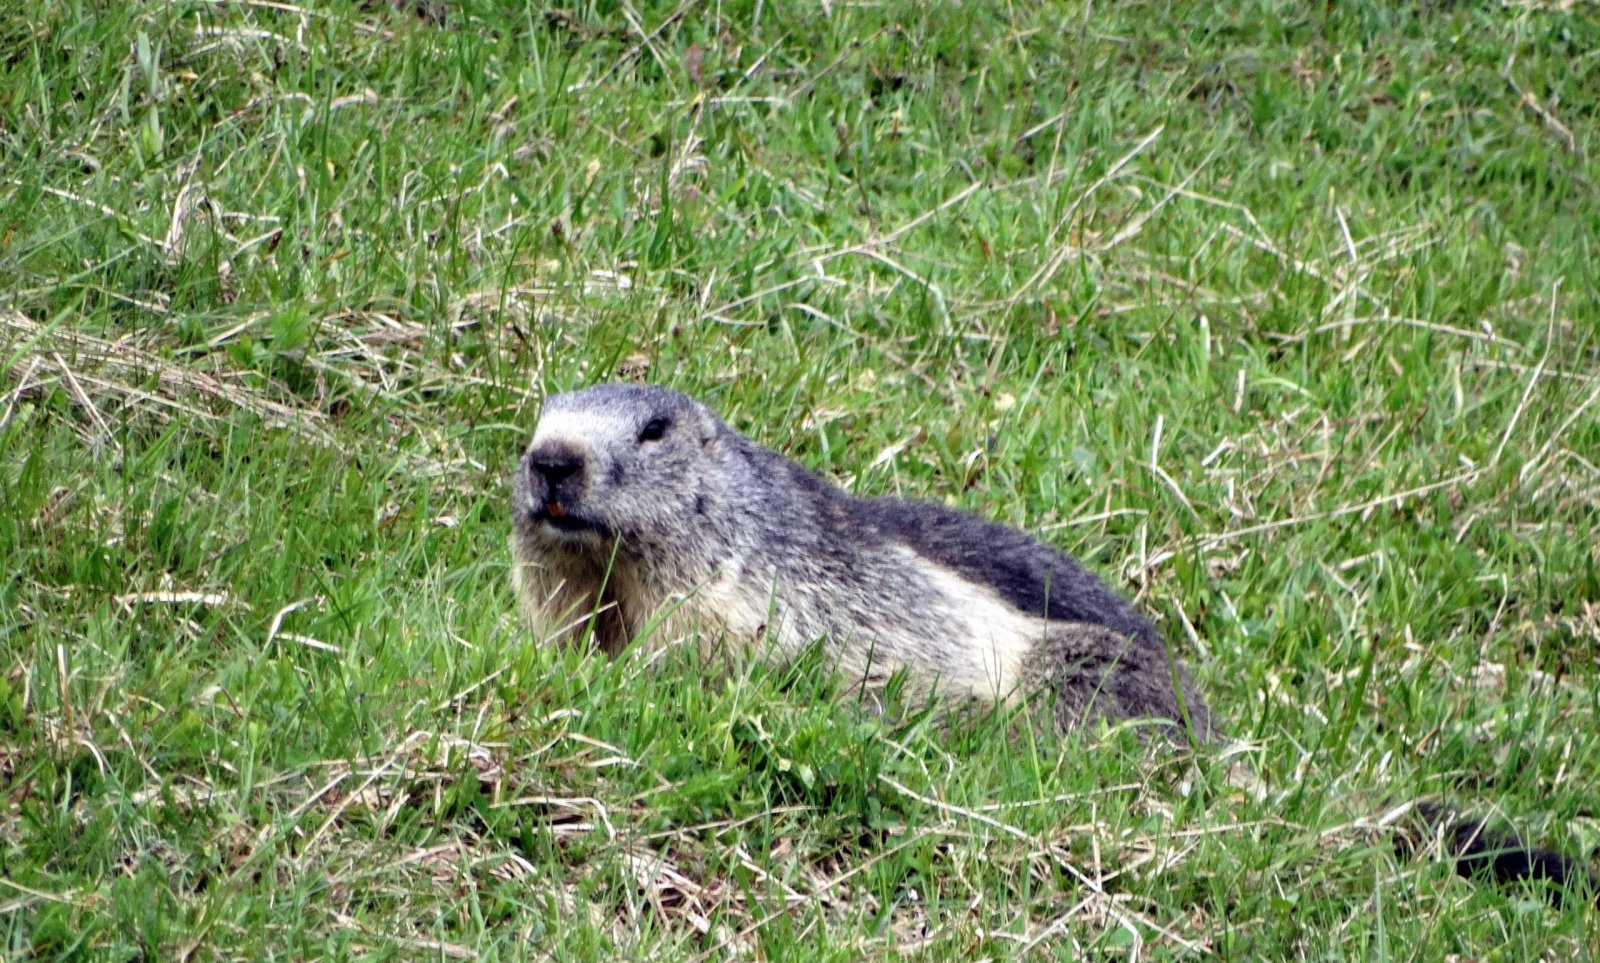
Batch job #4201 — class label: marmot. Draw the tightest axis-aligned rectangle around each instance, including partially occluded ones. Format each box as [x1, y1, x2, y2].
[510, 382, 1594, 903]
[509, 382, 1209, 739]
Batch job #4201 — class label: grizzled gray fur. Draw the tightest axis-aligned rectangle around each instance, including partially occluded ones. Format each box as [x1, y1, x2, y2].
[509, 383, 1210, 739]
[506, 383, 1600, 902]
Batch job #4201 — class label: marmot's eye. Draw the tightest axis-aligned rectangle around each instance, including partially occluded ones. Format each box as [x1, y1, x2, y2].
[638, 417, 669, 442]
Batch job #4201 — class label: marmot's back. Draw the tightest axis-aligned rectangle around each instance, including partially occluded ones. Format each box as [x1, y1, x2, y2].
[510, 383, 1207, 737]
[857, 496, 1210, 736]
[859, 497, 1162, 645]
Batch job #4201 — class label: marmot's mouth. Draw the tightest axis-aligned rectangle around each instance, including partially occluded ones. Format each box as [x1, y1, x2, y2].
[527, 501, 601, 536]
[544, 513, 593, 533]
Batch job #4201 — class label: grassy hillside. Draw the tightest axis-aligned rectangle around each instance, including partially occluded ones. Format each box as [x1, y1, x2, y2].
[3, 0, 1598, 958]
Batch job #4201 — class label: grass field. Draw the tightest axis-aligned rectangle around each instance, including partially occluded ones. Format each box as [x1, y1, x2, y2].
[4, 0, 1600, 958]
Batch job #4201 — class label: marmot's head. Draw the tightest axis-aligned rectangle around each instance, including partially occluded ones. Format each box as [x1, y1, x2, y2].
[513, 383, 726, 555]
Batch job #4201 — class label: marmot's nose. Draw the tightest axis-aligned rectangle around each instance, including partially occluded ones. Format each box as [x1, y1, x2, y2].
[528, 449, 584, 487]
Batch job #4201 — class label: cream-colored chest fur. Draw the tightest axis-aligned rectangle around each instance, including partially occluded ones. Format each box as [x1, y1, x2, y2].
[626, 545, 1044, 706]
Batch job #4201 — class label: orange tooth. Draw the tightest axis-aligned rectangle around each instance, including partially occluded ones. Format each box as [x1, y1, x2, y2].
[547, 502, 567, 518]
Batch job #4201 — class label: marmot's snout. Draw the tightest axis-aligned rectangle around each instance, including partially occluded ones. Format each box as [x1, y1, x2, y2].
[528, 441, 584, 493]
[521, 439, 600, 535]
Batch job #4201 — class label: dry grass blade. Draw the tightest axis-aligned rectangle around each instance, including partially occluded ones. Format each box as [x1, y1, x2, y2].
[1, 310, 332, 444]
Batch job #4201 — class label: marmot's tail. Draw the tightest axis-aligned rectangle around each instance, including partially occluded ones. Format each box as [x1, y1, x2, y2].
[1405, 800, 1597, 906]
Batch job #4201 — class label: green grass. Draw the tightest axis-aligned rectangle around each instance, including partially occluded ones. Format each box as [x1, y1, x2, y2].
[3, 0, 1599, 958]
